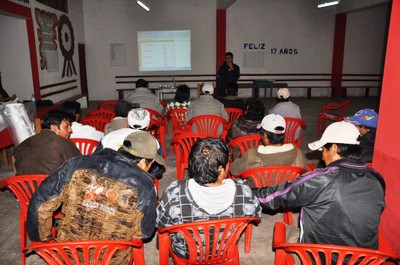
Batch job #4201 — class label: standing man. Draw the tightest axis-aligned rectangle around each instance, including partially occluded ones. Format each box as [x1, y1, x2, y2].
[216, 52, 240, 98]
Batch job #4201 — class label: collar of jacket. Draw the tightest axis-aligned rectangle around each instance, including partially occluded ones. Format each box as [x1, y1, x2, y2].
[328, 158, 368, 171]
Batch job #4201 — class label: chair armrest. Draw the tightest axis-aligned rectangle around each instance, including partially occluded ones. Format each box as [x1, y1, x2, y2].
[307, 164, 316, 171]
[273, 222, 287, 247]
[158, 229, 172, 265]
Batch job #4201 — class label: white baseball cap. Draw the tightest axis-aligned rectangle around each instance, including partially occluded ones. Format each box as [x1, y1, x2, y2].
[257, 114, 286, 134]
[127, 108, 150, 129]
[277, 88, 291, 99]
[202, 84, 214, 95]
[308, 121, 361, 151]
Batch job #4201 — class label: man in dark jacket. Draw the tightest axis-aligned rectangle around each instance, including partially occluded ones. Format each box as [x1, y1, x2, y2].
[27, 131, 164, 264]
[251, 121, 385, 249]
[216, 52, 240, 97]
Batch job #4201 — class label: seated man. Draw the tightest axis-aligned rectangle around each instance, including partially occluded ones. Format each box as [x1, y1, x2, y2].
[27, 131, 164, 263]
[345, 108, 378, 163]
[60, 101, 104, 141]
[157, 137, 261, 259]
[230, 114, 307, 176]
[100, 108, 164, 179]
[218, 82, 246, 111]
[124, 78, 164, 115]
[104, 100, 136, 134]
[14, 109, 81, 175]
[186, 84, 228, 135]
[251, 122, 385, 248]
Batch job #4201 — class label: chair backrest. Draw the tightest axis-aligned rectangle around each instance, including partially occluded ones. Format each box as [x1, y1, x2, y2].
[70, 138, 99, 155]
[225, 107, 244, 126]
[25, 239, 145, 265]
[228, 134, 262, 157]
[158, 217, 259, 265]
[0, 175, 48, 265]
[284, 117, 306, 148]
[187, 115, 227, 138]
[86, 109, 116, 121]
[80, 117, 109, 133]
[236, 166, 307, 187]
[172, 132, 210, 180]
[97, 100, 117, 111]
[273, 222, 399, 265]
[321, 99, 351, 119]
[144, 108, 166, 157]
[167, 108, 189, 132]
[144, 108, 164, 129]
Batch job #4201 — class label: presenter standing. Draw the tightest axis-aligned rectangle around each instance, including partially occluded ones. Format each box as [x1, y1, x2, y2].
[216, 52, 240, 97]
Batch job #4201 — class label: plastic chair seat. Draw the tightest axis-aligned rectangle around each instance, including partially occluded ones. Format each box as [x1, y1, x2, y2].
[158, 217, 260, 265]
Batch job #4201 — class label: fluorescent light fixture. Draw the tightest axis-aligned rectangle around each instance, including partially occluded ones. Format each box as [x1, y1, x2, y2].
[318, 1, 339, 8]
[137, 0, 150, 12]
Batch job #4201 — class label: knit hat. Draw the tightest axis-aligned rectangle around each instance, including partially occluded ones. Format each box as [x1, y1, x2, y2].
[257, 114, 286, 134]
[345, 109, 378, 128]
[122, 131, 165, 165]
[308, 121, 360, 151]
[127, 108, 150, 129]
[202, 84, 214, 95]
[277, 88, 291, 99]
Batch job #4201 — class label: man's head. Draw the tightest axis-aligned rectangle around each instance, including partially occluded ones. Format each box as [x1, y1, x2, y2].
[135, 79, 149, 88]
[115, 100, 135, 118]
[120, 131, 165, 172]
[127, 108, 150, 130]
[225, 52, 234, 64]
[309, 122, 361, 165]
[42, 109, 75, 139]
[226, 83, 239, 96]
[60, 101, 81, 122]
[277, 88, 291, 102]
[345, 109, 378, 135]
[188, 138, 230, 185]
[244, 99, 265, 121]
[257, 114, 286, 146]
[174, 84, 191, 103]
[201, 84, 214, 95]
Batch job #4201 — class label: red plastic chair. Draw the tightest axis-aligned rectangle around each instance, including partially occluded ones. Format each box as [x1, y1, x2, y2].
[167, 108, 191, 139]
[86, 109, 116, 122]
[284, 118, 306, 148]
[317, 99, 351, 137]
[0, 175, 48, 265]
[70, 138, 99, 155]
[158, 217, 260, 265]
[187, 115, 228, 139]
[228, 134, 262, 160]
[96, 100, 118, 111]
[225, 107, 244, 128]
[273, 221, 400, 265]
[0, 128, 14, 169]
[236, 166, 306, 225]
[160, 100, 169, 134]
[25, 239, 145, 265]
[145, 108, 166, 159]
[171, 132, 210, 180]
[80, 117, 109, 133]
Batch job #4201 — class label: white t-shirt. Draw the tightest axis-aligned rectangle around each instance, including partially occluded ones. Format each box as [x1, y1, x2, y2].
[70, 122, 104, 141]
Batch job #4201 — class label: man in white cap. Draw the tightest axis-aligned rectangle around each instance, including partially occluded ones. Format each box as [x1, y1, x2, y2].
[186, 83, 228, 135]
[250, 121, 385, 249]
[27, 131, 164, 264]
[100, 108, 164, 179]
[230, 113, 307, 176]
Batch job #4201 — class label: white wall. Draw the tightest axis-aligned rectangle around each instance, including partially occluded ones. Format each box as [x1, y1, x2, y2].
[227, 0, 337, 97]
[83, 0, 217, 100]
[0, 15, 34, 101]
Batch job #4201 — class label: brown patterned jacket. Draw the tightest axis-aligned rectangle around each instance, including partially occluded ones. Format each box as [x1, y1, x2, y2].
[27, 148, 157, 263]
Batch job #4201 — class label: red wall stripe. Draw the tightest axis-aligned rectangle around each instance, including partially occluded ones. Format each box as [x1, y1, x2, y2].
[216, 9, 226, 73]
[330, 13, 347, 98]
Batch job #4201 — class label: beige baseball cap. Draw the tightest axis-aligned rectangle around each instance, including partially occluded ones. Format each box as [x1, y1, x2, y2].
[277, 88, 291, 99]
[308, 121, 361, 151]
[121, 131, 165, 165]
[202, 84, 214, 95]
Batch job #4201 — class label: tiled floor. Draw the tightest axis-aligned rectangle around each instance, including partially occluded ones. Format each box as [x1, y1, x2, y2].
[0, 96, 380, 264]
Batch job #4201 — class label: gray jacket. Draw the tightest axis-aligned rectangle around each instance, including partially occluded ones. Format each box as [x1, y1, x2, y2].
[186, 94, 228, 121]
[124, 87, 164, 114]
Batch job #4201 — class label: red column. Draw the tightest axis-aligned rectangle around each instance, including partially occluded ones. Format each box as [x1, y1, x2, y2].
[330, 13, 347, 98]
[216, 9, 226, 73]
[374, 0, 400, 255]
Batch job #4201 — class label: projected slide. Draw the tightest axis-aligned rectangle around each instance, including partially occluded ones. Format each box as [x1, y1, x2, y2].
[138, 30, 191, 71]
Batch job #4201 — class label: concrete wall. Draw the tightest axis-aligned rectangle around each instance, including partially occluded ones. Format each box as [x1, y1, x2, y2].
[83, 0, 217, 100]
[3, 0, 85, 103]
[0, 15, 33, 101]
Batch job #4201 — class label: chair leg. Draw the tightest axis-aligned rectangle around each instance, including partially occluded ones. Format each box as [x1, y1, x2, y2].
[244, 224, 253, 254]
